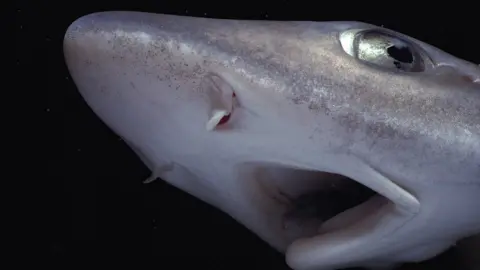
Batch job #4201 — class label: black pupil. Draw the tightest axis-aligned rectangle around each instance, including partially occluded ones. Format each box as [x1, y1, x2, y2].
[387, 45, 414, 64]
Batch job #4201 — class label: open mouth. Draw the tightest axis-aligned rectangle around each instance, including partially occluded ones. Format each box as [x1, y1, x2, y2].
[244, 163, 393, 246]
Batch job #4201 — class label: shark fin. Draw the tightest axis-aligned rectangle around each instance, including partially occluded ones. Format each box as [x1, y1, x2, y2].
[143, 162, 175, 184]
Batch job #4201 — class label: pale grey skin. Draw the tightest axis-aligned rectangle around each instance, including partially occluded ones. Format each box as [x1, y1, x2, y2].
[63, 12, 480, 270]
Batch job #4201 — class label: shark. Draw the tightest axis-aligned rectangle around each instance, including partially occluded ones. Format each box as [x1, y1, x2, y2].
[63, 11, 480, 270]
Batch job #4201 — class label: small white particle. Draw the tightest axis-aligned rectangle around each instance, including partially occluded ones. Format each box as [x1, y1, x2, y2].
[46, 108, 50, 112]
[77, 148, 81, 152]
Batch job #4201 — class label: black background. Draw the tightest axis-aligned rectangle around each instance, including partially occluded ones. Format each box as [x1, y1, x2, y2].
[19, 1, 478, 269]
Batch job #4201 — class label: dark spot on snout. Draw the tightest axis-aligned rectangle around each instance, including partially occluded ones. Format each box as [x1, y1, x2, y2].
[365, 121, 397, 139]
[308, 102, 320, 111]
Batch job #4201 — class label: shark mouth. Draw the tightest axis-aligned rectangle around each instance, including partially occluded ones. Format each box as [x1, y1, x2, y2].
[250, 164, 381, 241]
[277, 171, 379, 237]
[242, 162, 420, 267]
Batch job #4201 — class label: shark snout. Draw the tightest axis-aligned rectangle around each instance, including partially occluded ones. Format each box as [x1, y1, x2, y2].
[63, 12, 211, 127]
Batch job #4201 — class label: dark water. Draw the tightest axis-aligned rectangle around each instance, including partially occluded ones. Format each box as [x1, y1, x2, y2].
[28, 1, 478, 268]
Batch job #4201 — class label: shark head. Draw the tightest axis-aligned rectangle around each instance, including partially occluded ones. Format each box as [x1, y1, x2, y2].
[64, 11, 480, 270]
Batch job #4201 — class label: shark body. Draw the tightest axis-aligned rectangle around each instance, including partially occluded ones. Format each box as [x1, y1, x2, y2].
[63, 12, 480, 270]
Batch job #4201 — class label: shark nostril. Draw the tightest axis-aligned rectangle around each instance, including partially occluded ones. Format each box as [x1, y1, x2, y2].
[216, 92, 236, 126]
[203, 73, 237, 130]
[217, 113, 231, 125]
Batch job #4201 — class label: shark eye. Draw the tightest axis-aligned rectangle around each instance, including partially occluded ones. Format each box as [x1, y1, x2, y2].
[340, 28, 429, 72]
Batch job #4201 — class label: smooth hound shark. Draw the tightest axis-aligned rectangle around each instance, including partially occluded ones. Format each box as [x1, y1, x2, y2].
[63, 12, 480, 270]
